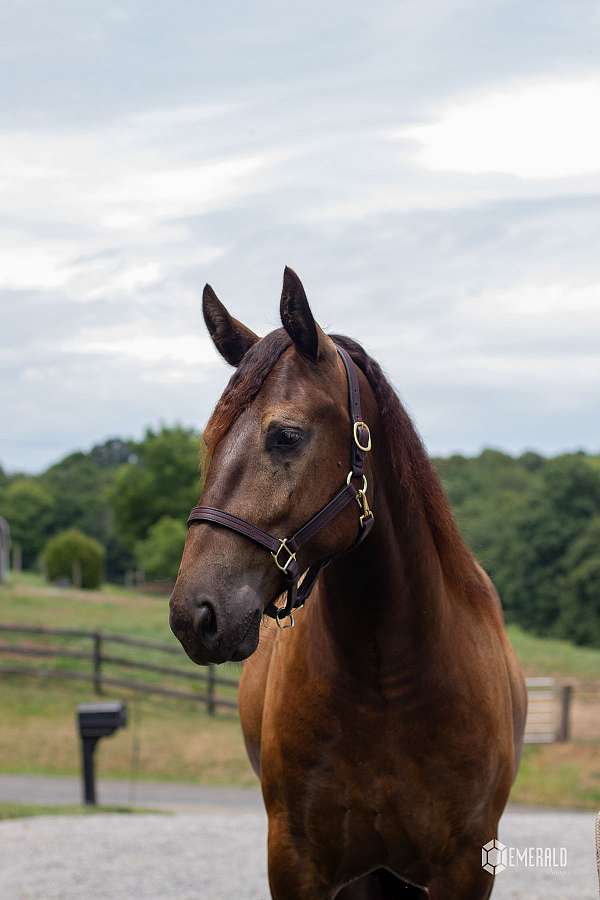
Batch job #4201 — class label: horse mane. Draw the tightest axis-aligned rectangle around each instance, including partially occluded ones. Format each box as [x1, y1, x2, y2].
[204, 328, 482, 595]
[330, 333, 483, 595]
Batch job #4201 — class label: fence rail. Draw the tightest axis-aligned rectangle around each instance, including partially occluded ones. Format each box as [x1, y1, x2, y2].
[0, 624, 577, 737]
[0, 624, 237, 714]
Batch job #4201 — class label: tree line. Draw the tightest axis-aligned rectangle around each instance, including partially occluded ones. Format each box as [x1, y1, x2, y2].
[0, 429, 202, 587]
[1, 431, 599, 647]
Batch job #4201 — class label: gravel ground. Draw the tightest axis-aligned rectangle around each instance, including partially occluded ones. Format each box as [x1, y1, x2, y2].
[0, 807, 597, 899]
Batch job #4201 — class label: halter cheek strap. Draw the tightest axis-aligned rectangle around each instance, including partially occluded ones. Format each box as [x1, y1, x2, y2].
[187, 346, 374, 628]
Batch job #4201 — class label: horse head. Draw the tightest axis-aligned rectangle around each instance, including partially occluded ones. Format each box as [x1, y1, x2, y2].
[169, 267, 374, 664]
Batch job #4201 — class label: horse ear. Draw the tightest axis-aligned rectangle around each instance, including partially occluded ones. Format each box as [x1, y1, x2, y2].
[280, 266, 320, 363]
[202, 284, 259, 367]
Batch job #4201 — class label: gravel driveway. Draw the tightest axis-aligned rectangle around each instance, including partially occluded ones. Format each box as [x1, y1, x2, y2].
[0, 806, 597, 899]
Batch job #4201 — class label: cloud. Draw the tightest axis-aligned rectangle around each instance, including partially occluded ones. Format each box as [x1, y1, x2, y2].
[397, 77, 600, 179]
[2, 2, 600, 471]
[0, 106, 289, 298]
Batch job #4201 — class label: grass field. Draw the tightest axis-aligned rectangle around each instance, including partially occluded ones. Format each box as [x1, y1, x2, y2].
[0, 574, 255, 786]
[0, 802, 154, 820]
[0, 674, 255, 785]
[1, 573, 600, 808]
[1, 572, 174, 642]
[5, 572, 600, 679]
[507, 624, 600, 680]
[513, 743, 600, 809]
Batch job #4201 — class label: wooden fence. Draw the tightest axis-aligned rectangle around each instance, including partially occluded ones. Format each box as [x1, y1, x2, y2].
[524, 676, 572, 744]
[0, 624, 576, 739]
[0, 624, 237, 715]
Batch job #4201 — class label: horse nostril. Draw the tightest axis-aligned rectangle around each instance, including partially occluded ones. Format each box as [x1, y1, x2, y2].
[193, 602, 216, 639]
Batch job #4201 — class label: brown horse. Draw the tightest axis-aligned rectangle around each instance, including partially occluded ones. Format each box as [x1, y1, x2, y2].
[170, 268, 527, 899]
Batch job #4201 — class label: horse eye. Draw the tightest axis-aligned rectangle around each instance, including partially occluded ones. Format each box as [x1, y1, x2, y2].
[265, 424, 305, 452]
[277, 428, 303, 447]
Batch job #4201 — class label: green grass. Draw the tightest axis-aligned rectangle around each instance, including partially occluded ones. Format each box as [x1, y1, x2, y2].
[511, 743, 600, 810]
[0, 572, 171, 641]
[5, 573, 600, 681]
[0, 674, 255, 785]
[0, 574, 252, 784]
[0, 802, 160, 820]
[2, 573, 600, 808]
[0, 573, 242, 699]
[507, 623, 600, 680]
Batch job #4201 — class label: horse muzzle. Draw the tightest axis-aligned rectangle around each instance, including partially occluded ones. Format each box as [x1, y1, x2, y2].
[169, 584, 262, 665]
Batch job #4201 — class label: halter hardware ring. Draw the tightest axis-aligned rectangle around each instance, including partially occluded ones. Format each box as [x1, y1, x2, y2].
[276, 609, 295, 629]
[347, 471, 368, 494]
[271, 538, 296, 573]
[353, 421, 372, 452]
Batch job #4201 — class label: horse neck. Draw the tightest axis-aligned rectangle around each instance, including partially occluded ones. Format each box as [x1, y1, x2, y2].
[314, 453, 455, 682]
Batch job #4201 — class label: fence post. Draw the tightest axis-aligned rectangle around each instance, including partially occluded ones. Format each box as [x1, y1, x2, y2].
[93, 632, 103, 695]
[557, 684, 573, 742]
[206, 664, 216, 715]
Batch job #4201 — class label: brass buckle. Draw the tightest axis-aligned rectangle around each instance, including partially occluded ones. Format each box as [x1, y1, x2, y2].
[271, 538, 296, 573]
[353, 421, 372, 452]
[276, 608, 295, 630]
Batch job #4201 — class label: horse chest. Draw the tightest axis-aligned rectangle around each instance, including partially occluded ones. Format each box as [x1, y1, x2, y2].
[265, 696, 444, 834]
[263, 728, 448, 886]
[261, 675, 485, 867]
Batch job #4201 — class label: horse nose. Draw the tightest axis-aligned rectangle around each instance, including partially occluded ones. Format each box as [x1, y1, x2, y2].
[193, 602, 217, 643]
[170, 584, 262, 665]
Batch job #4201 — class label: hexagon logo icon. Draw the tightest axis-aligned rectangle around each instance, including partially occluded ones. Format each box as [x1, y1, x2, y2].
[481, 839, 507, 875]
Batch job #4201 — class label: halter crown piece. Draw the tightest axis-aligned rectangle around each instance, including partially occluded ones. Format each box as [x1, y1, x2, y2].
[187, 346, 374, 628]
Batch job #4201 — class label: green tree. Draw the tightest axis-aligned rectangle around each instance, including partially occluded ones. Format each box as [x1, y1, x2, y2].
[135, 516, 187, 581]
[0, 478, 55, 567]
[502, 456, 600, 635]
[434, 448, 538, 613]
[42, 529, 105, 589]
[557, 517, 600, 646]
[42, 452, 112, 539]
[41, 439, 136, 580]
[110, 426, 202, 547]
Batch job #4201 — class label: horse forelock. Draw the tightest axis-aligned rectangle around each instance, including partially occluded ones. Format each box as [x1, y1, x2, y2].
[203, 329, 292, 453]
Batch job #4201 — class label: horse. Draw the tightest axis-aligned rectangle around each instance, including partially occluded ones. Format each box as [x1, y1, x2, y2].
[169, 267, 527, 899]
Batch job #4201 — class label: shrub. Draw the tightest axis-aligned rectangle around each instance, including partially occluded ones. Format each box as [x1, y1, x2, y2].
[43, 529, 105, 589]
[135, 516, 186, 582]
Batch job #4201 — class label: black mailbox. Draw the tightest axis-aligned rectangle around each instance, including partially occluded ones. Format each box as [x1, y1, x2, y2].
[77, 701, 127, 805]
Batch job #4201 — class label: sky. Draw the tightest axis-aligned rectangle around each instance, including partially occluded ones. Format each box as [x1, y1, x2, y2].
[2, 0, 600, 472]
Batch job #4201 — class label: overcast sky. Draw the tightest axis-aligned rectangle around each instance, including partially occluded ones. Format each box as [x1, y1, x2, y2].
[2, 1, 600, 472]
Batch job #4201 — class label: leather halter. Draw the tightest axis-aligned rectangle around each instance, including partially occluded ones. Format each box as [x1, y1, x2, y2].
[187, 346, 374, 628]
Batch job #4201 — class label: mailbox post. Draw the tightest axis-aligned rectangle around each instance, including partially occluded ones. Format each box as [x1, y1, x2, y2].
[77, 701, 127, 805]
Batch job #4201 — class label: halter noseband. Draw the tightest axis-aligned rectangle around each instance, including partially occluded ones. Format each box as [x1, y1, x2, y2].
[186, 346, 374, 628]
